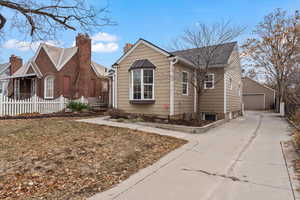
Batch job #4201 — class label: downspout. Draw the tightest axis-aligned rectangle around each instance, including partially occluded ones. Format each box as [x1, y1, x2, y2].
[194, 69, 197, 113]
[224, 71, 227, 114]
[112, 64, 118, 108]
[169, 57, 178, 116]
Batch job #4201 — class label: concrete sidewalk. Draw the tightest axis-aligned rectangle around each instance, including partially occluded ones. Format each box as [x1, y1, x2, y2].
[80, 111, 294, 200]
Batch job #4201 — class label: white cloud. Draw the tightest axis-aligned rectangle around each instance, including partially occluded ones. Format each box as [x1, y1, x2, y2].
[91, 32, 118, 42]
[2, 39, 60, 51]
[71, 32, 119, 53]
[3, 32, 119, 54]
[90, 32, 119, 53]
[92, 42, 119, 53]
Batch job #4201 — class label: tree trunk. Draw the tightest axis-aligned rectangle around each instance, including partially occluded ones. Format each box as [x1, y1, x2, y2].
[276, 82, 284, 113]
[196, 90, 202, 119]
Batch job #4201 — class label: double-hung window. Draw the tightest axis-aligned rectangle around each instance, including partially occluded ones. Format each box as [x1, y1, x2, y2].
[204, 73, 215, 89]
[44, 76, 55, 99]
[131, 69, 154, 100]
[182, 71, 188, 95]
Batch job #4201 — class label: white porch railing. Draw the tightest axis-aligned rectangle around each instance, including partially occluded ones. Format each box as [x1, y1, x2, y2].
[0, 95, 87, 117]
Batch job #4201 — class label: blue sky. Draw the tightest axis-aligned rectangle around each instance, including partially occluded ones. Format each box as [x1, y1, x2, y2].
[0, 0, 299, 67]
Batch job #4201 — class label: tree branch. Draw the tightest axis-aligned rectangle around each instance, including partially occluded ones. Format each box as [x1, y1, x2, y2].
[0, 13, 6, 30]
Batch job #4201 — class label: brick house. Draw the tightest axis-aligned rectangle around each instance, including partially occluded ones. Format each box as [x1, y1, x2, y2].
[1, 34, 109, 104]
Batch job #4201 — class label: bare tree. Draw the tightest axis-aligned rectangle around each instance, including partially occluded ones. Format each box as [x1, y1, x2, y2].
[242, 9, 300, 111]
[171, 21, 245, 115]
[0, 0, 114, 43]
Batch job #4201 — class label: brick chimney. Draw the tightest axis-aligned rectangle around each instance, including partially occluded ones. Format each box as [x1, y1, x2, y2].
[9, 55, 22, 75]
[76, 33, 91, 97]
[123, 43, 133, 54]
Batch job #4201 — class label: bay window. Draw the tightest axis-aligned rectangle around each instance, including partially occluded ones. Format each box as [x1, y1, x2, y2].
[131, 68, 154, 100]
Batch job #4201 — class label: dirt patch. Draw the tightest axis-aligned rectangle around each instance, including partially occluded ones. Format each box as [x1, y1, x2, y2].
[0, 118, 186, 199]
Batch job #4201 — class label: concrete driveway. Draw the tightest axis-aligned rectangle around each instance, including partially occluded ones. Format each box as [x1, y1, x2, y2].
[83, 111, 294, 200]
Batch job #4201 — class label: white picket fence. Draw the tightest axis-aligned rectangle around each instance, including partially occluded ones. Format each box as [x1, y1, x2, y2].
[0, 95, 87, 116]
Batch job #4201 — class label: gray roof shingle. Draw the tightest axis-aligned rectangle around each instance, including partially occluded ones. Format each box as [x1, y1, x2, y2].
[42, 44, 78, 71]
[171, 42, 237, 66]
[129, 59, 156, 71]
[0, 63, 10, 76]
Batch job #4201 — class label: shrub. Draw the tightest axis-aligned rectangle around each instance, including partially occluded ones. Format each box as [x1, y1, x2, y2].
[292, 110, 300, 125]
[294, 131, 300, 149]
[107, 109, 128, 119]
[67, 101, 90, 112]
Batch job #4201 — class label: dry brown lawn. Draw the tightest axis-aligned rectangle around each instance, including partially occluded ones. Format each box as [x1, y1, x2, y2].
[0, 118, 186, 200]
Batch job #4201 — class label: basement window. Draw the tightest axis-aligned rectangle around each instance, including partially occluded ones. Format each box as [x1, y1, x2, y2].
[203, 113, 217, 121]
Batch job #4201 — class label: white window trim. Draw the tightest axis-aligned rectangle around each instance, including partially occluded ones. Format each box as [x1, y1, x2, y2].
[44, 75, 55, 99]
[229, 77, 233, 90]
[182, 71, 189, 96]
[204, 73, 215, 89]
[130, 68, 155, 100]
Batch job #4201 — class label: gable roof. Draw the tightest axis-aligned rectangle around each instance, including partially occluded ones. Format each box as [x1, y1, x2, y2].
[34, 43, 78, 71]
[243, 77, 276, 92]
[0, 63, 10, 75]
[12, 59, 43, 78]
[113, 38, 237, 68]
[114, 39, 172, 66]
[171, 42, 237, 66]
[91, 62, 109, 77]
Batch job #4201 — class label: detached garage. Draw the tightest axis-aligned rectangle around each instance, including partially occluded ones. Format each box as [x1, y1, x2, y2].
[242, 77, 275, 110]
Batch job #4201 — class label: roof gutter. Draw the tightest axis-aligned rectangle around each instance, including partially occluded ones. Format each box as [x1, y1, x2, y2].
[0, 73, 38, 80]
[175, 56, 196, 68]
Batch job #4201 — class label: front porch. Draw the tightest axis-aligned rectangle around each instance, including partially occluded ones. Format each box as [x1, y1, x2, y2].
[13, 76, 37, 100]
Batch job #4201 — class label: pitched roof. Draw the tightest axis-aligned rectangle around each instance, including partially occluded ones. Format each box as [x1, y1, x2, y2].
[12, 59, 43, 78]
[114, 39, 172, 65]
[91, 62, 109, 77]
[39, 44, 78, 71]
[113, 38, 237, 68]
[243, 77, 276, 92]
[0, 63, 10, 75]
[171, 42, 237, 66]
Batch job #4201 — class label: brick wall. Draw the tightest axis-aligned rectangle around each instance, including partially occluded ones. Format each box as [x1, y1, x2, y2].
[34, 34, 107, 100]
[9, 55, 22, 75]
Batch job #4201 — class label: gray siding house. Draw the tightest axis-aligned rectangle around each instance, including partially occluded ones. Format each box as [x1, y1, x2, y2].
[111, 39, 243, 120]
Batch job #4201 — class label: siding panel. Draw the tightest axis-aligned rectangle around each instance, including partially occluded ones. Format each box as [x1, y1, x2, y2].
[117, 43, 170, 116]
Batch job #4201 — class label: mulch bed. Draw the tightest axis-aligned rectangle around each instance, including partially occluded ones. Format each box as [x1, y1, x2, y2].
[108, 109, 211, 127]
[0, 111, 105, 120]
[164, 119, 211, 127]
[140, 115, 211, 127]
[0, 118, 187, 200]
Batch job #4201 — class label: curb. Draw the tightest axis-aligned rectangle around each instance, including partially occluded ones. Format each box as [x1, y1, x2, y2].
[281, 141, 300, 200]
[88, 140, 198, 200]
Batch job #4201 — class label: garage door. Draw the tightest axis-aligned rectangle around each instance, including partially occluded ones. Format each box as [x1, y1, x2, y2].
[243, 94, 265, 110]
